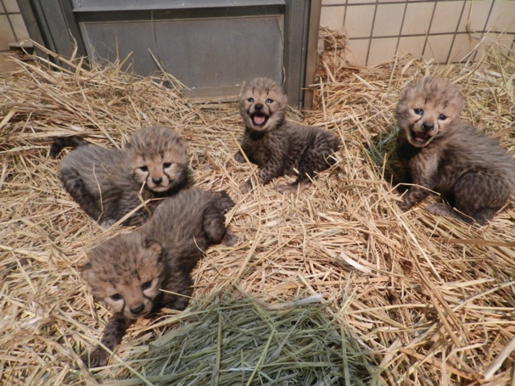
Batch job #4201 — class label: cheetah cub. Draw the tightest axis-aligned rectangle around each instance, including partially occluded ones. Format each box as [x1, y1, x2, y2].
[234, 77, 340, 193]
[50, 127, 191, 228]
[395, 76, 515, 225]
[81, 188, 238, 367]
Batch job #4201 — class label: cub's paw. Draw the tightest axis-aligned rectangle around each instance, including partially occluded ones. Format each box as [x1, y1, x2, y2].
[239, 180, 253, 194]
[222, 229, 239, 246]
[397, 199, 411, 212]
[274, 182, 309, 194]
[426, 203, 455, 217]
[99, 219, 116, 230]
[234, 151, 245, 163]
[83, 346, 109, 368]
[426, 203, 478, 224]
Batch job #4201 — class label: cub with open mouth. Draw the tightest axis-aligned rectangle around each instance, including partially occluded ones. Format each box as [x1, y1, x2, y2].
[234, 77, 341, 194]
[395, 76, 515, 225]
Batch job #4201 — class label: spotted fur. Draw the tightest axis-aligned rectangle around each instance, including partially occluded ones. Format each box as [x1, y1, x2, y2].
[81, 188, 238, 367]
[51, 127, 191, 228]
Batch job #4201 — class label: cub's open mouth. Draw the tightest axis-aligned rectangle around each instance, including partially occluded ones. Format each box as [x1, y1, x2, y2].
[410, 129, 431, 145]
[251, 113, 269, 127]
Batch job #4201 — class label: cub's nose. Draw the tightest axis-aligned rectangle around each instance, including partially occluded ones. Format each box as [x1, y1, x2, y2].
[130, 304, 145, 315]
[422, 122, 434, 131]
[255, 103, 263, 111]
[152, 177, 163, 185]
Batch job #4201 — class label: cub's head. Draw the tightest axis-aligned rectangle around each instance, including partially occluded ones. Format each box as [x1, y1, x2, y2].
[395, 76, 465, 147]
[239, 77, 287, 132]
[127, 127, 190, 193]
[82, 232, 165, 320]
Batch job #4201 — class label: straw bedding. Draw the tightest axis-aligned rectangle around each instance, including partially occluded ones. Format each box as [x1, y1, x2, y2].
[1, 34, 515, 385]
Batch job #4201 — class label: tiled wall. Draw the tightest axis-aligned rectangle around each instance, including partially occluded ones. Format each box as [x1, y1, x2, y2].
[321, 0, 515, 66]
[0, 0, 28, 52]
[1, 1, 514, 72]
[0, 0, 29, 73]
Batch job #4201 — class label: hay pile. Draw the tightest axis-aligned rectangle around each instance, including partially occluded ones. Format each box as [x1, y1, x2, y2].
[98, 291, 368, 385]
[1, 35, 515, 385]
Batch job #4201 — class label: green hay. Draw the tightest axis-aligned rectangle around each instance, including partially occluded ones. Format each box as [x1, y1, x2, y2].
[93, 290, 370, 386]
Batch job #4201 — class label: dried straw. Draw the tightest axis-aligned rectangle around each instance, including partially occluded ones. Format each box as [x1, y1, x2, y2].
[1, 33, 515, 385]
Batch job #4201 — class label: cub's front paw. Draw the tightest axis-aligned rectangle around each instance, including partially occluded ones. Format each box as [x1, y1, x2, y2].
[274, 182, 309, 194]
[222, 229, 239, 246]
[234, 151, 245, 163]
[425, 203, 453, 217]
[239, 180, 252, 194]
[397, 199, 411, 212]
[99, 219, 116, 230]
[83, 346, 109, 368]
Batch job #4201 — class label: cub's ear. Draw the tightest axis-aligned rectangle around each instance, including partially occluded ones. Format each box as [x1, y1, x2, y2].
[399, 85, 410, 101]
[280, 93, 288, 105]
[124, 139, 134, 150]
[238, 80, 248, 97]
[80, 262, 96, 283]
[454, 93, 466, 113]
[143, 238, 163, 255]
[216, 190, 235, 212]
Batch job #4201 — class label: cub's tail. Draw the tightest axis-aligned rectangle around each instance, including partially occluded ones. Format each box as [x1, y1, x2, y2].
[49, 135, 88, 158]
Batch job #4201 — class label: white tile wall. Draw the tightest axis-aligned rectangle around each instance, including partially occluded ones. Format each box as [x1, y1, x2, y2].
[397, 36, 425, 58]
[373, 3, 405, 37]
[346, 39, 370, 64]
[448, 33, 477, 62]
[424, 34, 455, 63]
[321, 0, 515, 66]
[344, 5, 376, 37]
[368, 37, 398, 64]
[401, 2, 434, 35]
[320, 6, 346, 32]
[429, 1, 465, 34]
[486, 1, 515, 32]
[3, 0, 19, 13]
[0, 14, 16, 48]
[458, 1, 492, 32]
[0, 0, 29, 52]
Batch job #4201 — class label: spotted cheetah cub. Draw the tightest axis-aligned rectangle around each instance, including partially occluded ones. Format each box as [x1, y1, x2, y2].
[395, 76, 515, 225]
[234, 77, 340, 193]
[81, 188, 238, 367]
[50, 127, 191, 228]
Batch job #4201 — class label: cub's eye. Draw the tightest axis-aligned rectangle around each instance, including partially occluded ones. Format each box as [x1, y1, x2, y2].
[139, 166, 149, 172]
[438, 114, 447, 120]
[414, 109, 423, 115]
[163, 162, 172, 169]
[110, 294, 122, 301]
[265, 98, 273, 104]
[141, 281, 152, 291]
[247, 97, 254, 103]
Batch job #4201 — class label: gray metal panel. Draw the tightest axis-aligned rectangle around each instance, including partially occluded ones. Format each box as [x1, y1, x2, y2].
[72, 0, 284, 12]
[18, 0, 319, 108]
[80, 16, 283, 98]
[303, 0, 321, 110]
[19, 0, 85, 59]
[17, 0, 46, 47]
[283, 0, 309, 109]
